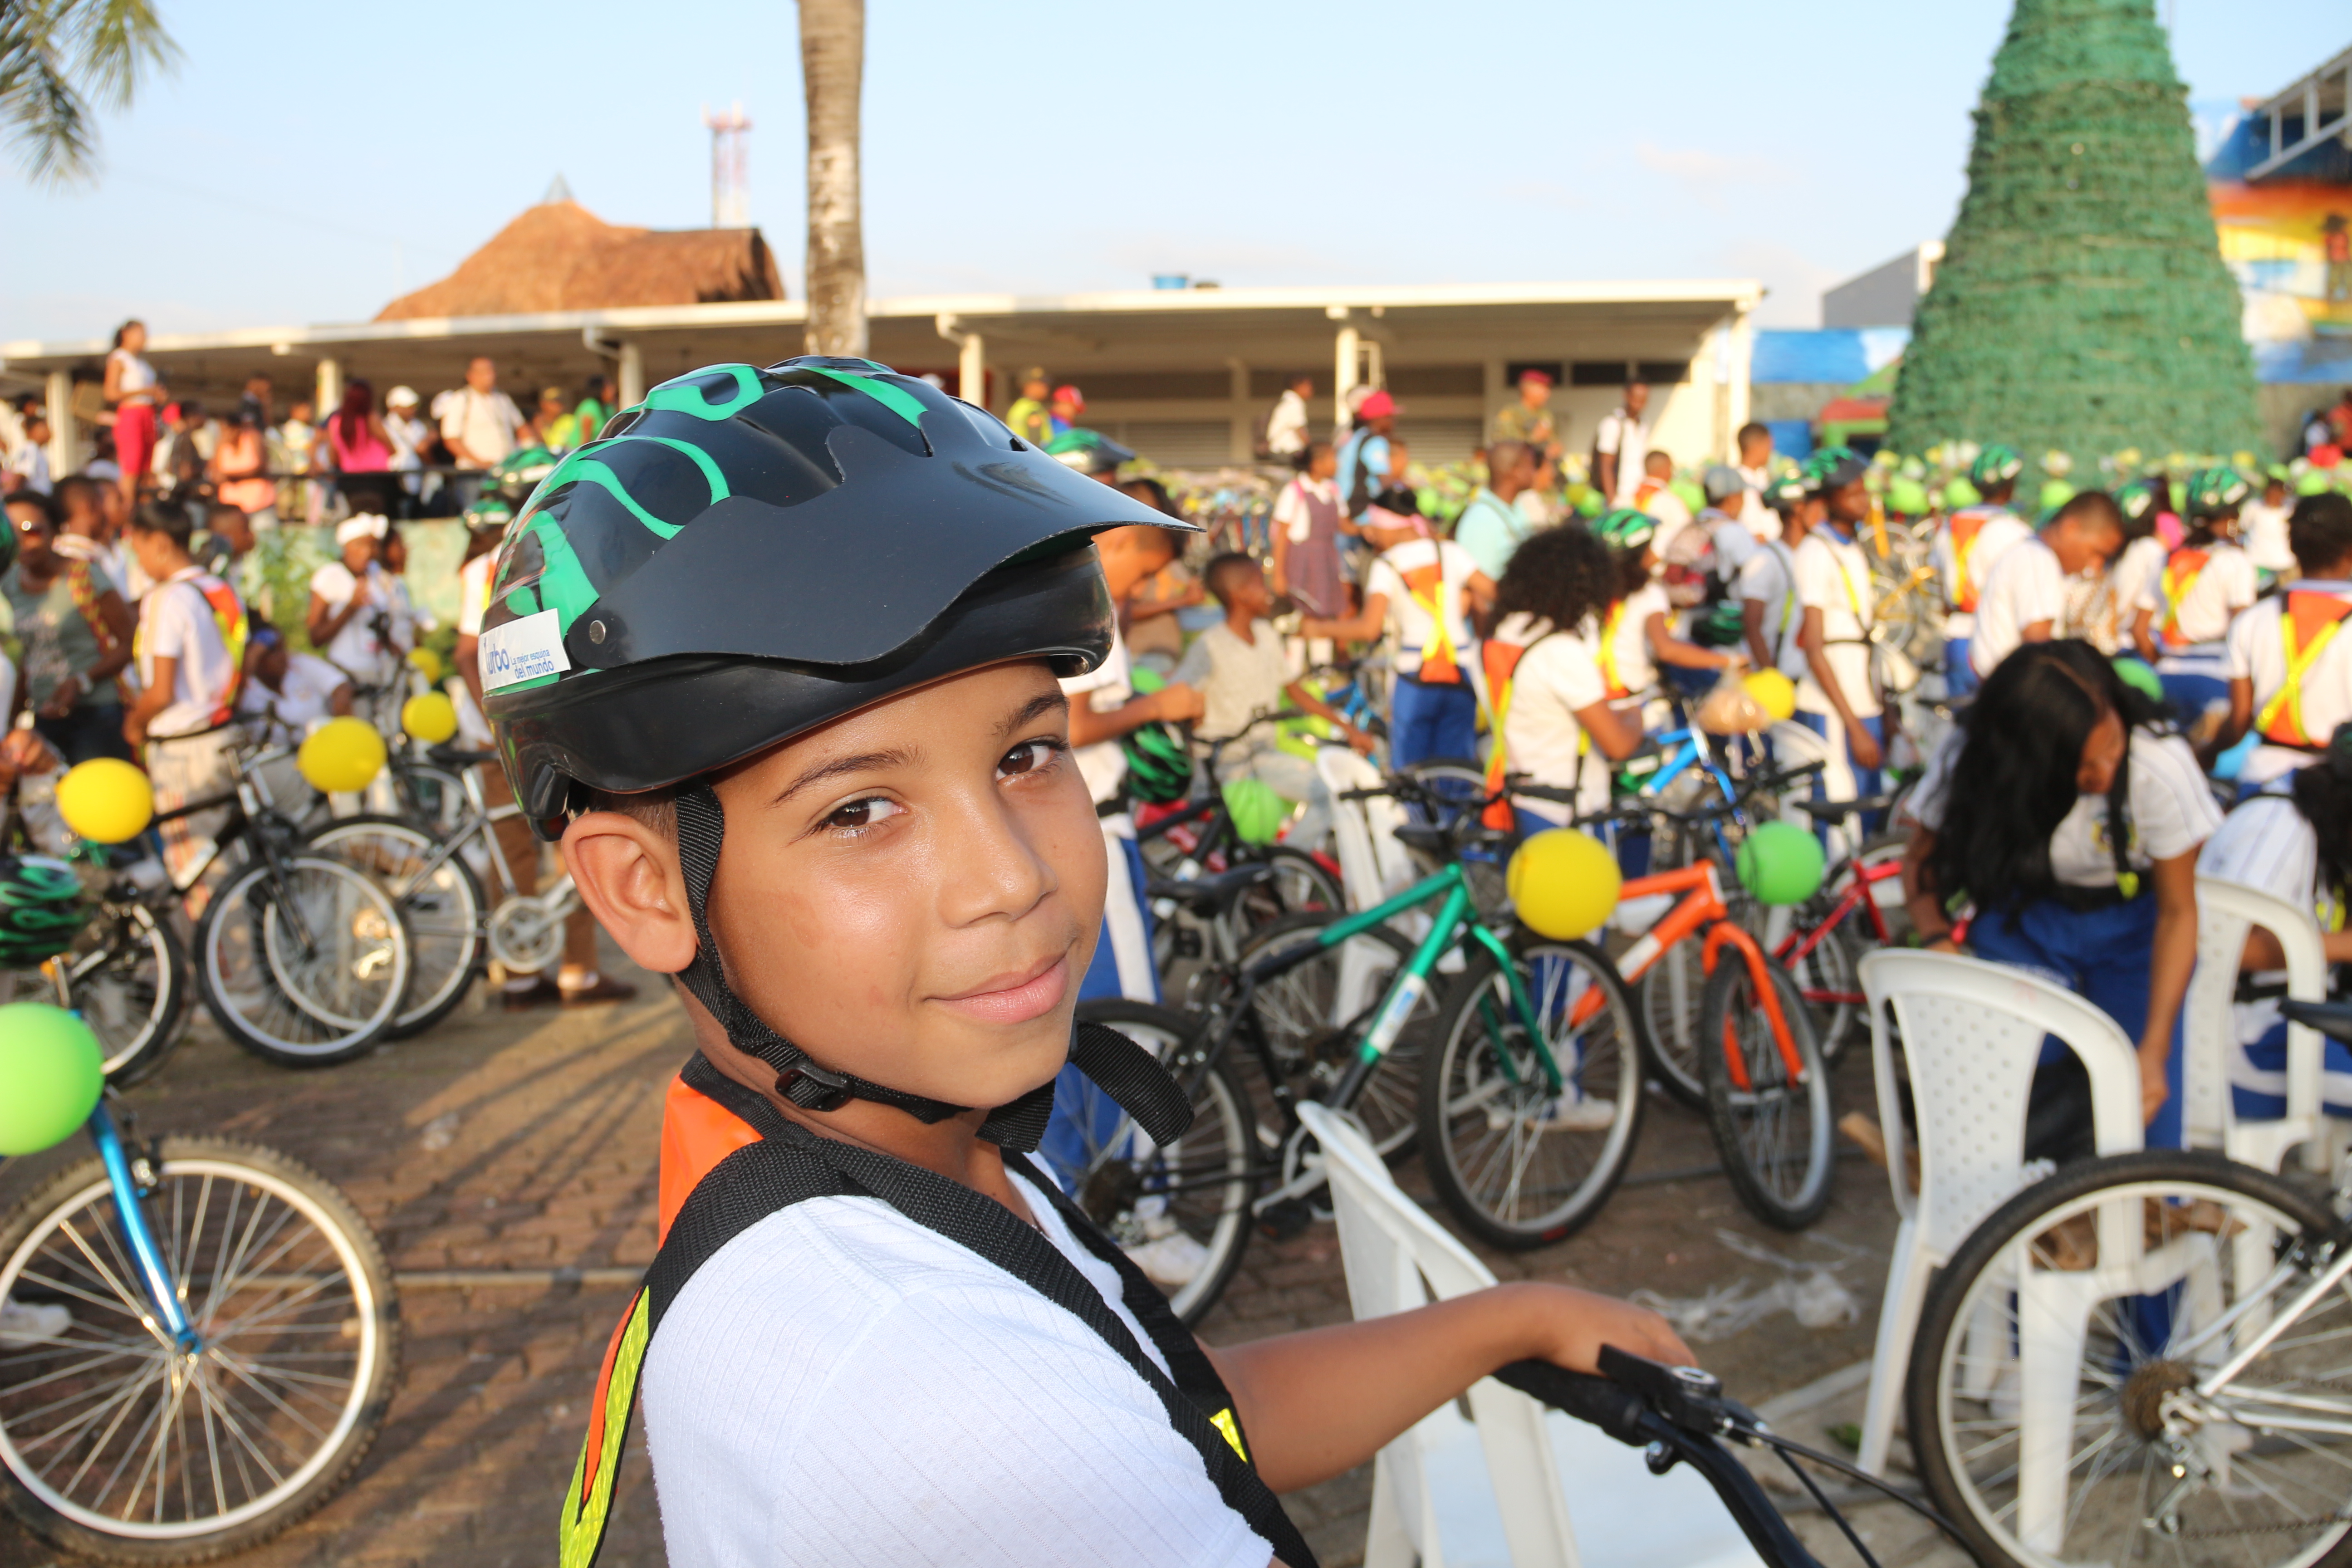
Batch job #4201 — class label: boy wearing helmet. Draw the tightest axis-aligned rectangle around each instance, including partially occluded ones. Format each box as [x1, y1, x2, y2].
[2134, 466, 2259, 735]
[1930, 443, 2032, 697]
[2222, 491, 2352, 789]
[519, 360, 1686, 1568]
[1740, 469, 1818, 675]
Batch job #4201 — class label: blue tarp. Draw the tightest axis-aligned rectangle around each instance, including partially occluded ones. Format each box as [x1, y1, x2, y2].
[1752, 328, 1911, 385]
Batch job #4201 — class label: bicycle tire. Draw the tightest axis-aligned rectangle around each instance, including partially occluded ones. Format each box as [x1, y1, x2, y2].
[304, 814, 486, 1038]
[1242, 844, 1343, 923]
[1782, 916, 1865, 1066]
[1698, 953, 1833, 1230]
[1064, 1000, 1254, 1326]
[195, 855, 412, 1067]
[1905, 1149, 2351, 1568]
[1418, 939, 1646, 1250]
[61, 898, 189, 1087]
[0, 1136, 400, 1564]
[1235, 910, 1430, 1159]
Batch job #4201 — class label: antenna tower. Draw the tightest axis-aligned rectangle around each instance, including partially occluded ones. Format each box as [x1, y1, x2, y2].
[702, 103, 751, 228]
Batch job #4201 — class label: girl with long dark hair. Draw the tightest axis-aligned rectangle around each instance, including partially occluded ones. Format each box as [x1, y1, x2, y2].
[1901, 640, 2220, 1156]
[1481, 523, 1642, 825]
[322, 380, 395, 518]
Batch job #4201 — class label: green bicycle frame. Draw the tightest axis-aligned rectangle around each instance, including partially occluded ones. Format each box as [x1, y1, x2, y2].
[1314, 862, 1568, 1108]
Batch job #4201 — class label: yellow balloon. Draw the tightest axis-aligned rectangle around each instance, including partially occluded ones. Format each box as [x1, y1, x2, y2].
[1743, 668, 1798, 723]
[55, 758, 154, 844]
[406, 646, 446, 684]
[299, 717, 387, 794]
[1506, 828, 1622, 941]
[401, 691, 459, 745]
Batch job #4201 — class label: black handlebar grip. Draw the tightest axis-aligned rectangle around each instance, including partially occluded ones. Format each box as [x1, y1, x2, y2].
[1490, 1360, 1650, 1447]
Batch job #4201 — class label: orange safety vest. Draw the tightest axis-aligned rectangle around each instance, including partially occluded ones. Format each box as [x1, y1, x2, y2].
[2256, 591, 2352, 748]
[658, 1074, 761, 1242]
[1946, 509, 1993, 613]
[135, 570, 250, 728]
[1401, 560, 1463, 684]
[2157, 547, 2210, 646]
[1478, 629, 1569, 830]
[1597, 599, 1632, 701]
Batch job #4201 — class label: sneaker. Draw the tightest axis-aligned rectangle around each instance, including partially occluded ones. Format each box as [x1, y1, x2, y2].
[0, 1298, 72, 1348]
[1124, 1231, 1211, 1289]
[560, 973, 639, 1007]
[1536, 1095, 1618, 1132]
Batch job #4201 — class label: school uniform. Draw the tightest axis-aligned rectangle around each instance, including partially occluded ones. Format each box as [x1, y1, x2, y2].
[1365, 536, 1481, 767]
[1968, 534, 2068, 681]
[2139, 539, 2258, 722]
[2200, 793, 2352, 1118]
[1911, 727, 2222, 1154]
[1482, 611, 1611, 829]
[2225, 579, 2352, 789]
[1932, 504, 2032, 696]
[1785, 524, 1882, 817]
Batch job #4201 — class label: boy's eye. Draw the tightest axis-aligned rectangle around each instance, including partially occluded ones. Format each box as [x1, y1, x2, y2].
[822, 795, 903, 832]
[998, 738, 1063, 779]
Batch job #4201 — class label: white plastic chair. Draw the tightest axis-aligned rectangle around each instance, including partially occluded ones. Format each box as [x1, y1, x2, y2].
[1318, 745, 1420, 915]
[1852, 951, 2146, 1477]
[2185, 875, 2338, 1175]
[1298, 1103, 1760, 1568]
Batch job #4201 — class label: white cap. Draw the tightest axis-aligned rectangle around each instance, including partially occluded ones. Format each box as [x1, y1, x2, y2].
[336, 514, 390, 546]
[386, 385, 420, 408]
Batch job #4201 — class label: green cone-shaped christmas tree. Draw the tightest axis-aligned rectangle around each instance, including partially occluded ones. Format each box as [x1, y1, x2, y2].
[1885, 0, 2261, 467]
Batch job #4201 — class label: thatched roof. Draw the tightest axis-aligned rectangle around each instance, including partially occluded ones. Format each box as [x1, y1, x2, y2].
[376, 201, 784, 320]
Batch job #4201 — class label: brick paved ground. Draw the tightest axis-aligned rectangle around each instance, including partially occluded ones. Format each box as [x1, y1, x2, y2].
[0, 941, 1914, 1568]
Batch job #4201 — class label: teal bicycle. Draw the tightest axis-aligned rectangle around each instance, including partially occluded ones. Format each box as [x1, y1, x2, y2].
[1057, 772, 1644, 1321]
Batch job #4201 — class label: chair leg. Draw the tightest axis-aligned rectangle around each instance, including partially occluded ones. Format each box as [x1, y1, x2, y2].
[1859, 1222, 1927, 1477]
[1363, 1452, 1416, 1568]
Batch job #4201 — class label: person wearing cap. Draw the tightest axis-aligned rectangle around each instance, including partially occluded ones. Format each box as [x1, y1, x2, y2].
[1969, 491, 2127, 682]
[2221, 491, 2352, 790]
[1336, 388, 1400, 524]
[1452, 439, 1540, 579]
[1264, 372, 1313, 459]
[1492, 368, 1558, 456]
[1931, 444, 2033, 698]
[1049, 385, 1085, 438]
[308, 513, 398, 697]
[1591, 380, 1651, 509]
[1300, 505, 1493, 768]
[1741, 470, 1819, 675]
[1698, 465, 1762, 577]
[1005, 368, 1054, 447]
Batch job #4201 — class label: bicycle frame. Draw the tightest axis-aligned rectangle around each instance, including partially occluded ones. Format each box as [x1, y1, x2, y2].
[1578, 861, 1806, 1090]
[1774, 853, 1902, 1005]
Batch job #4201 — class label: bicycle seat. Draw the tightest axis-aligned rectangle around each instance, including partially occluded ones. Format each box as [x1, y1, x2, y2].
[1145, 863, 1272, 917]
[1792, 794, 1893, 823]
[2280, 998, 2352, 1044]
[1394, 822, 1510, 856]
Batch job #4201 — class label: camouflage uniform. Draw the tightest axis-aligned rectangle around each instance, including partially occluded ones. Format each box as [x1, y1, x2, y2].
[1492, 401, 1556, 450]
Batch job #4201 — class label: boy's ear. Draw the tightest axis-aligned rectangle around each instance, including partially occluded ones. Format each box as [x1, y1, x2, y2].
[564, 811, 696, 975]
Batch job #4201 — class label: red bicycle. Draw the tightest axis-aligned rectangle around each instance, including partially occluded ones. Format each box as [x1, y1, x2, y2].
[1774, 795, 1912, 1062]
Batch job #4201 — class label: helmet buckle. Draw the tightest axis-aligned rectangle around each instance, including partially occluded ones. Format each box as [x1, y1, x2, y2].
[774, 1060, 854, 1112]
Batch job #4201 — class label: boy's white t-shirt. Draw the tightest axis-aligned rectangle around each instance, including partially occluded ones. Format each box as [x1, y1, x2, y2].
[1739, 540, 1801, 670]
[237, 651, 346, 739]
[1605, 580, 1669, 698]
[1910, 728, 2220, 886]
[136, 568, 235, 739]
[640, 1166, 1273, 1568]
[1969, 534, 2068, 678]
[311, 559, 394, 683]
[2242, 499, 2296, 574]
[2138, 540, 2258, 648]
[2226, 580, 2352, 787]
[1060, 625, 1135, 805]
[1931, 508, 2032, 638]
[1171, 618, 1289, 743]
[1790, 527, 1879, 718]
[1364, 536, 1479, 680]
[1493, 612, 1608, 821]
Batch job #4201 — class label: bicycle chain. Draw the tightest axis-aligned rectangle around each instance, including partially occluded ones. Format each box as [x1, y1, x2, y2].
[2172, 1515, 2352, 1540]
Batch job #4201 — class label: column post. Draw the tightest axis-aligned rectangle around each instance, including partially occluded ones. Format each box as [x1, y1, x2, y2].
[1330, 308, 1359, 435]
[1228, 358, 1252, 462]
[45, 370, 76, 480]
[618, 341, 646, 406]
[315, 358, 343, 420]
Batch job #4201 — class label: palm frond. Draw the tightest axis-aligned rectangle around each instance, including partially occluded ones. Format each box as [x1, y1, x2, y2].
[0, 0, 177, 185]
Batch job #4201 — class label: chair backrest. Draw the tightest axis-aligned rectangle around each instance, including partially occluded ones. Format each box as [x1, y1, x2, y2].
[2188, 875, 2328, 1141]
[1318, 746, 1419, 913]
[1298, 1103, 1582, 1563]
[1857, 951, 2144, 1256]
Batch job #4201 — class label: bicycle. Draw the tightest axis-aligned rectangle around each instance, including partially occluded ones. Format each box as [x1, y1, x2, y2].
[0, 1001, 399, 1563]
[1772, 796, 1911, 1063]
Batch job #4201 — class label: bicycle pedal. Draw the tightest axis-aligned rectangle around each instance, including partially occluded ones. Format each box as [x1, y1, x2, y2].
[1257, 1198, 1314, 1242]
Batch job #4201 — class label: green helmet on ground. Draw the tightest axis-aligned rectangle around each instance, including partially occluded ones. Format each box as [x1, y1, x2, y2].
[1222, 777, 1291, 845]
[0, 855, 89, 969]
[1592, 508, 1657, 551]
[2185, 465, 2252, 519]
[1120, 720, 1194, 805]
[1969, 444, 2024, 489]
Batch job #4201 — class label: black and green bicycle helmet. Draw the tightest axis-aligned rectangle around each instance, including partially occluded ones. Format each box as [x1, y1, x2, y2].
[1044, 427, 1133, 476]
[2114, 477, 2159, 526]
[1592, 507, 1657, 552]
[2185, 465, 2252, 519]
[1120, 721, 1193, 804]
[488, 445, 560, 504]
[1808, 445, 1869, 492]
[1969, 443, 2024, 490]
[481, 356, 1191, 1135]
[0, 855, 88, 969]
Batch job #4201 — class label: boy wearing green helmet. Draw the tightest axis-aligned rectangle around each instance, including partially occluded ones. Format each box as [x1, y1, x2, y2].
[2134, 466, 2258, 736]
[1930, 442, 2030, 698]
[518, 359, 1685, 1568]
[1738, 468, 1818, 675]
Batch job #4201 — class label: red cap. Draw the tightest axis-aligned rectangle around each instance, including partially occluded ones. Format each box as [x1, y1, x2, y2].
[1518, 368, 1553, 388]
[1357, 389, 1397, 420]
[1052, 385, 1085, 410]
[2317, 444, 2345, 469]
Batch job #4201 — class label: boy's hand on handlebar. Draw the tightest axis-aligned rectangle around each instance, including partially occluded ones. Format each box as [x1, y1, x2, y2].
[1148, 683, 1205, 724]
[1515, 1282, 1695, 1375]
[1343, 723, 1377, 755]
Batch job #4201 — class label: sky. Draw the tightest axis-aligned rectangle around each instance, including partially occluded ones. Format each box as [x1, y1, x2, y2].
[1, 0, 2344, 346]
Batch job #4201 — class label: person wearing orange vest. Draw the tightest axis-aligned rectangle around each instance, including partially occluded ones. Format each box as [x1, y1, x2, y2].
[2223, 490, 2352, 790]
[121, 499, 246, 899]
[1929, 442, 2031, 697]
[1591, 506, 1745, 711]
[2132, 466, 2259, 737]
[1299, 507, 1494, 767]
[1479, 525, 1643, 831]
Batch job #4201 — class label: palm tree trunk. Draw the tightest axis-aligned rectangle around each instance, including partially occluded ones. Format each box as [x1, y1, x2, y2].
[799, 0, 867, 357]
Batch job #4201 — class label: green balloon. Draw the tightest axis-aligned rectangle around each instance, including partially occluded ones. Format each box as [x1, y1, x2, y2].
[1944, 476, 1983, 508]
[1669, 478, 1706, 516]
[1887, 478, 1931, 516]
[1736, 822, 1826, 907]
[0, 1002, 103, 1156]
[1222, 777, 1293, 846]
[2112, 657, 2165, 703]
[2039, 480, 2077, 513]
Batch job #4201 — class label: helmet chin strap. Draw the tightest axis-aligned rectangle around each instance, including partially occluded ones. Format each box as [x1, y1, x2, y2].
[670, 785, 1191, 1154]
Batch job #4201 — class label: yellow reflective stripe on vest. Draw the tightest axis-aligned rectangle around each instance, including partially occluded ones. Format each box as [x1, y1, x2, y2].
[1598, 601, 1629, 700]
[1210, 1406, 1250, 1462]
[1949, 513, 1987, 612]
[2257, 596, 2352, 747]
[1407, 578, 1462, 682]
[559, 1289, 651, 1568]
[2159, 550, 2209, 643]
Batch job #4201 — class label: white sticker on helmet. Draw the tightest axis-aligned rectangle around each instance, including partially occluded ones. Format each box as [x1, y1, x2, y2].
[480, 608, 572, 691]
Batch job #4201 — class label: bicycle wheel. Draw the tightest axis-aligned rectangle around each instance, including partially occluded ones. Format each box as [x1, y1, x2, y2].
[1061, 1000, 1253, 1326]
[0, 1136, 399, 1563]
[195, 856, 411, 1068]
[1418, 940, 1645, 1249]
[1907, 1150, 2350, 1568]
[1237, 845, 1343, 926]
[1698, 952, 1832, 1230]
[391, 761, 467, 838]
[1236, 910, 1430, 1158]
[304, 815, 485, 1038]
[60, 899, 188, 1087]
[1782, 916, 1865, 1065]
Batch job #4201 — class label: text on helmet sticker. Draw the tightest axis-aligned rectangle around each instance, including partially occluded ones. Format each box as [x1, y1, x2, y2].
[481, 608, 573, 691]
